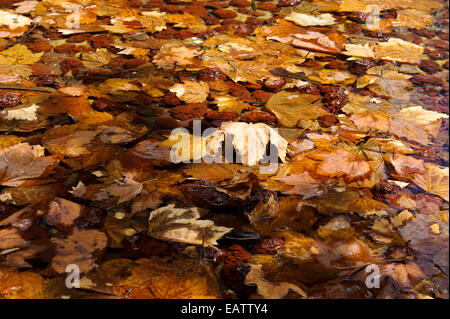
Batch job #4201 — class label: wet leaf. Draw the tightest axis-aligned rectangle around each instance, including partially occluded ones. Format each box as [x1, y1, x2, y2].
[147, 204, 232, 246]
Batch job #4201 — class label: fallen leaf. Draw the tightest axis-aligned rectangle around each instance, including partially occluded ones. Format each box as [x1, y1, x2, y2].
[50, 229, 107, 274]
[147, 204, 232, 246]
[245, 263, 307, 298]
[169, 80, 209, 103]
[265, 91, 328, 127]
[0, 143, 58, 187]
[0, 44, 43, 64]
[220, 122, 288, 167]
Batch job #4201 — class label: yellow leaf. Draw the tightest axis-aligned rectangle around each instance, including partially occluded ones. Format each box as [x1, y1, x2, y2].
[266, 91, 328, 127]
[0, 44, 43, 65]
[169, 80, 209, 103]
[411, 164, 449, 201]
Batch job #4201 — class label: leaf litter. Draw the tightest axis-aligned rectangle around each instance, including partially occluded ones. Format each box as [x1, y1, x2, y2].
[0, 0, 448, 300]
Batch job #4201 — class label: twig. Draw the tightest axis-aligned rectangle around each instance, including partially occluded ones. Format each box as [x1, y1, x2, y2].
[0, 85, 56, 93]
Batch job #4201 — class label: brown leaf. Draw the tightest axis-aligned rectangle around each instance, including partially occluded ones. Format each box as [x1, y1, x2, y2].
[0, 143, 58, 187]
[50, 229, 107, 274]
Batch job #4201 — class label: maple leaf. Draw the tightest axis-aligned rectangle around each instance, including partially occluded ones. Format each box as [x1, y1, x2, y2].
[220, 122, 288, 167]
[374, 38, 424, 65]
[0, 44, 43, 64]
[152, 41, 203, 70]
[99, 78, 140, 94]
[0, 0, 447, 300]
[137, 11, 166, 33]
[277, 171, 327, 198]
[308, 69, 356, 85]
[386, 154, 425, 176]
[0, 143, 58, 187]
[100, 20, 135, 33]
[131, 188, 162, 214]
[212, 94, 250, 114]
[247, 191, 278, 223]
[259, 20, 346, 54]
[411, 164, 449, 201]
[165, 13, 207, 33]
[356, 65, 412, 99]
[342, 43, 376, 59]
[81, 48, 112, 68]
[161, 129, 223, 163]
[0, 10, 32, 37]
[147, 204, 232, 246]
[350, 109, 390, 132]
[343, 38, 423, 64]
[396, 106, 449, 138]
[169, 80, 209, 103]
[265, 91, 328, 127]
[351, 196, 391, 217]
[308, 147, 371, 182]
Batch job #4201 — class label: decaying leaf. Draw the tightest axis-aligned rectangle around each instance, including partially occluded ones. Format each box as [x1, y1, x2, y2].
[0, 143, 58, 187]
[308, 148, 371, 182]
[147, 204, 232, 246]
[285, 12, 336, 26]
[245, 263, 307, 299]
[0, 0, 447, 301]
[51, 229, 107, 274]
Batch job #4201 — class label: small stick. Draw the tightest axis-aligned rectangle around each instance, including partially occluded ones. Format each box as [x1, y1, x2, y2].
[0, 85, 56, 93]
